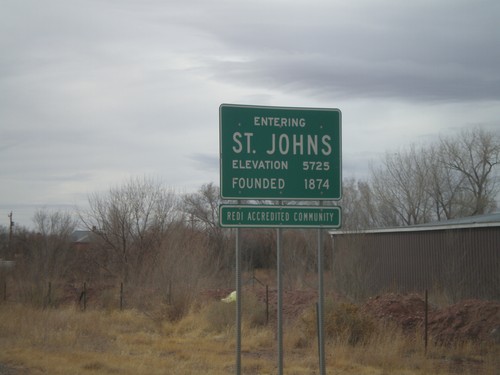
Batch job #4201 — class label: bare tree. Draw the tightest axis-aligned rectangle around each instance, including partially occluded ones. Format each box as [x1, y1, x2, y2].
[80, 176, 178, 283]
[425, 144, 470, 220]
[31, 209, 78, 281]
[366, 127, 500, 227]
[340, 178, 380, 230]
[182, 183, 232, 271]
[0, 225, 8, 259]
[11, 209, 77, 305]
[439, 127, 500, 215]
[330, 233, 376, 302]
[241, 228, 275, 270]
[370, 145, 433, 226]
[282, 229, 318, 288]
[182, 183, 221, 233]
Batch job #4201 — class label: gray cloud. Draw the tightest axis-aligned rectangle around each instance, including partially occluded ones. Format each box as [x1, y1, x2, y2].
[195, 1, 500, 102]
[207, 55, 500, 102]
[1, 0, 499, 228]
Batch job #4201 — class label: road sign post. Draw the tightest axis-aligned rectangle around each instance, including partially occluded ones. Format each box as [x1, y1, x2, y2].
[220, 104, 341, 375]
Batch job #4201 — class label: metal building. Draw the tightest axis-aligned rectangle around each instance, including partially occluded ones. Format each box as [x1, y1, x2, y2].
[329, 213, 500, 301]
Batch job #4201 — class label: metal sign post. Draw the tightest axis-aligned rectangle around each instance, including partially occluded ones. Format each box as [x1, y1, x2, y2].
[317, 203, 326, 375]
[219, 104, 342, 375]
[236, 222, 242, 375]
[277, 222, 284, 374]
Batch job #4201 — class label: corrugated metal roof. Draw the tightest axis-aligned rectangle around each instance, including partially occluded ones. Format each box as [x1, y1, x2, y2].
[331, 212, 500, 235]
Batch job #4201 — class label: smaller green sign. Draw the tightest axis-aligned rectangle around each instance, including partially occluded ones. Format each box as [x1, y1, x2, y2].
[219, 205, 341, 228]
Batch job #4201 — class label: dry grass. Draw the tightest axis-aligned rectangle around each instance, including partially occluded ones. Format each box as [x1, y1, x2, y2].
[0, 302, 498, 374]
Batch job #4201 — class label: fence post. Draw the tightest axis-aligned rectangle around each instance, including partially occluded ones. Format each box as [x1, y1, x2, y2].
[120, 282, 124, 310]
[84, 282, 87, 310]
[47, 281, 52, 307]
[424, 289, 428, 355]
[266, 284, 269, 326]
[79, 282, 87, 311]
[168, 281, 172, 305]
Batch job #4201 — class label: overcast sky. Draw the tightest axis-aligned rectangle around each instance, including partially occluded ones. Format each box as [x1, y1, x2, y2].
[1, 0, 499, 229]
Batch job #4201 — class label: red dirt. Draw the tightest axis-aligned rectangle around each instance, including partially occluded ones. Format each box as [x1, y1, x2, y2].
[361, 293, 500, 344]
[201, 289, 500, 345]
[362, 293, 427, 333]
[427, 299, 500, 344]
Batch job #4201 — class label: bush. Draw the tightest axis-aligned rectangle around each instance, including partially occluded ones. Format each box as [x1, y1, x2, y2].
[204, 300, 235, 332]
[204, 291, 267, 332]
[300, 300, 376, 346]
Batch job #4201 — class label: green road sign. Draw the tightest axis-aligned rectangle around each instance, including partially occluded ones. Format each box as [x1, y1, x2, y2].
[220, 104, 341, 200]
[220, 205, 342, 228]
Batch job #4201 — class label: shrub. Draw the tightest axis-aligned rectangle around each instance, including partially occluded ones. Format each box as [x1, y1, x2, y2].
[300, 300, 376, 346]
[204, 300, 235, 332]
[204, 291, 267, 332]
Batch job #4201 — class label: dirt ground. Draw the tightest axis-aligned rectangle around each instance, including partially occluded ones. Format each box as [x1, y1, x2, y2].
[362, 293, 500, 344]
[203, 288, 500, 345]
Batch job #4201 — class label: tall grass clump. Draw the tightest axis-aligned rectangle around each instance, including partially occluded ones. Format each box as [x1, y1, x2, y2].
[300, 300, 376, 346]
[203, 291, 267, 332]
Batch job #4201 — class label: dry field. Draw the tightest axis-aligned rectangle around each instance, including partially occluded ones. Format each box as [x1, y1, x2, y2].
[0, 295, 498, 375]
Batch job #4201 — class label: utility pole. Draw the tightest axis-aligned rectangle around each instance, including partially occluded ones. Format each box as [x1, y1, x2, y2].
[7, 212, 14, 258]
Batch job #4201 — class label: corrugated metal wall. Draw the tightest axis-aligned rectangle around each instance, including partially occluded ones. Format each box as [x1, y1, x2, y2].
[332, 227, 500, 301]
